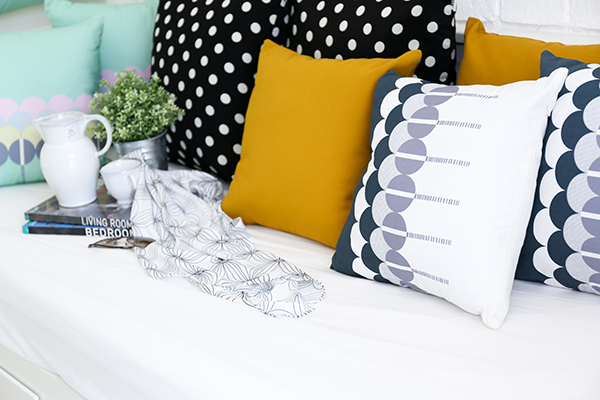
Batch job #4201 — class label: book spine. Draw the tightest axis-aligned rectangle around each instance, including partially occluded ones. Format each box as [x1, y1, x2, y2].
[24, 213, 131, 229]
[22, 222, 133, 238]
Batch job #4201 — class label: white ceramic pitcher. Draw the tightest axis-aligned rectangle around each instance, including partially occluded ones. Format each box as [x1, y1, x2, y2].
[32, 111, 113, 208]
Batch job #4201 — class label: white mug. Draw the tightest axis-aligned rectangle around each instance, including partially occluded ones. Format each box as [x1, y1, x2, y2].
[100, 158, 142, 206]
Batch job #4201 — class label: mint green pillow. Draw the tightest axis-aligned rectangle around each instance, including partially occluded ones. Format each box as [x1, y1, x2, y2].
[0, 0, 43, 15]
[45, 0, 159, 84]
[0, 17, 102, 186]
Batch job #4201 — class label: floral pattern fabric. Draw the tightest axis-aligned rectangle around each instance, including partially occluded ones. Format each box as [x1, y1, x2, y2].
[130, 163, 325, 317]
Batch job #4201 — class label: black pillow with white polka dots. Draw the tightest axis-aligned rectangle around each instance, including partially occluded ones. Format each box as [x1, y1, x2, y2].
[286, 0, 456, 84]
[152, 0, 291, 180]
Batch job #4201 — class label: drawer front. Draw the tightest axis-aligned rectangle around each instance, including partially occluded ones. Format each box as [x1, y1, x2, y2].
[0, 367, 39, 400]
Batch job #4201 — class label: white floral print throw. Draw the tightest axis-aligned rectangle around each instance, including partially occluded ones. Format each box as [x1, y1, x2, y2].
[130, 163, 325, 318]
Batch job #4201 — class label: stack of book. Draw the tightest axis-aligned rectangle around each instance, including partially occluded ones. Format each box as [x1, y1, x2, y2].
[23, 185, 133, 238]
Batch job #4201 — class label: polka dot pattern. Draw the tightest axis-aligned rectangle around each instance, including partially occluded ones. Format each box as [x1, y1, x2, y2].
[152, 0, 291, 181]
[286, 0, 456, 84]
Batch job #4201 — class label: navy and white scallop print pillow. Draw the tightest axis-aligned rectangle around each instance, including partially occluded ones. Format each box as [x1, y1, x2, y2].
[517, 51, 600, 296]
[331, 68, 567, 329]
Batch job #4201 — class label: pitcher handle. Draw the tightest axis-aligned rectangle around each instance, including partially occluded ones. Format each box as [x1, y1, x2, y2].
[84, 115, 113, 157]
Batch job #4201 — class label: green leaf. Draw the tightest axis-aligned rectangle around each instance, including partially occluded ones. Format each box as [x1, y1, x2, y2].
[88, 68, 185, 142]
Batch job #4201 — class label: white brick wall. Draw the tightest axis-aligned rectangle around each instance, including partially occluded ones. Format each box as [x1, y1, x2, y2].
[455, 0, 600, 44]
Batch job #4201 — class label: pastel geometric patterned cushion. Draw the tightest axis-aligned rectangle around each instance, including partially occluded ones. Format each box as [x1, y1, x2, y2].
[0, 0, 42, 14]
[517, 51, 600, 296]
[331, 68, 567, 329]
[0, 17, 102, 186]
[45, 0, 159, 83]
[151, 0, 292, 181]
[286, 0, 457, 84]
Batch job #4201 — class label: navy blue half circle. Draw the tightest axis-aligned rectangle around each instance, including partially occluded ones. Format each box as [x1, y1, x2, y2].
[554, 267, 583, 290]
[361, 243, 383, 274]
[398, 82, 423, 103]
[562, 111, 590, 149]
[547, 231, 575, 267]
[373, 136, 390, 169]
[572, 80, 600, 110]
[365, 168, 383, 205]
[549, 191, 575, 230]
[359, 206, 377, 241]
[385, 105, 405, 134]
[555, 151, 581, 190]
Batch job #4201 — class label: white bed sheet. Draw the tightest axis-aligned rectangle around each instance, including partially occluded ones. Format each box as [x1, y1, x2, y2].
[1, 182, 600, 400]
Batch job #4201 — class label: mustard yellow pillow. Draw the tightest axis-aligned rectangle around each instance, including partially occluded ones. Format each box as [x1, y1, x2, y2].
[221, 40, 421, 248]
[457, 17, 600, 85]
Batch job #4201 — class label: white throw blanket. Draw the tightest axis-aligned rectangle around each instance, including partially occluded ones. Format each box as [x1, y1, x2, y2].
[129, 162, 325, 318]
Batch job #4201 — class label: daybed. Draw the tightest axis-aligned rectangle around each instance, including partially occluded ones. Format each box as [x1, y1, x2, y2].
[1, 1, 600, 400]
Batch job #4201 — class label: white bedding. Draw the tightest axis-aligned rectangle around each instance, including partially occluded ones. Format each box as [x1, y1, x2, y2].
[1, 181, 600, 400]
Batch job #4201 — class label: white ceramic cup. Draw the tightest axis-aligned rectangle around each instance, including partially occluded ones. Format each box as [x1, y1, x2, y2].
[100, 158, 142, 206]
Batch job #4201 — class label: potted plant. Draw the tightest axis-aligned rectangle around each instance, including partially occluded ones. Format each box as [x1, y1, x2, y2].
[89, 68, 184, 170]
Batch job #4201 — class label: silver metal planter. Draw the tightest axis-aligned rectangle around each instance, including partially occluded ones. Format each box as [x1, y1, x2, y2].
[112, 131, 168, 170]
